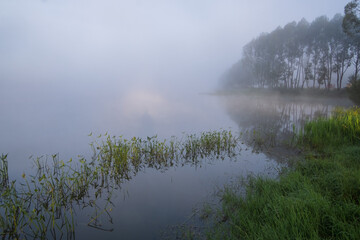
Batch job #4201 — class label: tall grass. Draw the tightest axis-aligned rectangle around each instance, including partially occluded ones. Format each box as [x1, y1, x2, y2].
[298, 107, 360, 150]
[207, 108, 360, 240]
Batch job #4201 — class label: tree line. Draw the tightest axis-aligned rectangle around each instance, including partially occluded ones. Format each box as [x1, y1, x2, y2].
[223, 10, 360, 90]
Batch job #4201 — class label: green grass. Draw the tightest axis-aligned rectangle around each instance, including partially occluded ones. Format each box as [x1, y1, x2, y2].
[208, 108, 360, 240]
[298, 107, 360, 151]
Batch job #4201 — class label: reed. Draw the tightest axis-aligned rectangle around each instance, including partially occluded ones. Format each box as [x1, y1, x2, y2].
[0, 154, 113, 239]
[97, 130, 240, 181]
[0, 154, 9, 190]
[0, 129, 240, 238]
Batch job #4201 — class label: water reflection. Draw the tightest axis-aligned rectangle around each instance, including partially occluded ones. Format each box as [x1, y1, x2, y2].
[0, 130, 279, 239]
[221, 92, 353, 160]
[0, 82, 236, 176]
[2, 86, 313, 239]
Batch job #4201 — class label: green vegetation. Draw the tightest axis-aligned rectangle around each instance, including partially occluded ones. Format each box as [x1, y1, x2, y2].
[0, 154, 108, 239]
[97, 130, 239, 184]
[0, 130, 239, 239]
[207, 108, 360, 239]
[298, 107, 360, 150]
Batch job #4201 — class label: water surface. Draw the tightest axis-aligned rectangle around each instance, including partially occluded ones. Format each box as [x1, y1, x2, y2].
[0, 84, 352, 239]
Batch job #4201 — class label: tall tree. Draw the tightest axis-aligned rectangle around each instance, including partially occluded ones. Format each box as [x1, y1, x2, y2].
[222, 9, 358, 91]
[343, 0, 360, 80]
[343, 0, 360, 104]
[330, 14, 352, 89]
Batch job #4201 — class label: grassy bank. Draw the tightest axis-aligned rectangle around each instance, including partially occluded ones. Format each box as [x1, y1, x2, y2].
[208, 108, 360, 239]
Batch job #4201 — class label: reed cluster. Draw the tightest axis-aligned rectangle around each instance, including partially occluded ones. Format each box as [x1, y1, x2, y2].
[0, 130, 239, 238]
[97, 130, 239, 183]
[0, 154, 112, 239]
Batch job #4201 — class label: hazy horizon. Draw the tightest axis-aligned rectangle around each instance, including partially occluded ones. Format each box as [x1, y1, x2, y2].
[0, 0, 351, 162]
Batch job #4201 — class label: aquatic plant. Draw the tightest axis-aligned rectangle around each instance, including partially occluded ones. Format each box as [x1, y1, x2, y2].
[0, 154, 113, 239]
[97, 130, 240, 180]
[0, 154, 9, 190]
[0, 130, 240, 238]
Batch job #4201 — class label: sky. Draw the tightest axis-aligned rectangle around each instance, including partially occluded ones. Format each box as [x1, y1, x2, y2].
[0, 0, 350, 92]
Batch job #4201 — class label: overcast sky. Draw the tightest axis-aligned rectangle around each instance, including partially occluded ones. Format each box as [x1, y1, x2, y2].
[0, 0, 350, 92]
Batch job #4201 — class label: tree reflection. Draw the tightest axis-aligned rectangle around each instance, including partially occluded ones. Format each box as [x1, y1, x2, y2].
[221, 93, 352, 160]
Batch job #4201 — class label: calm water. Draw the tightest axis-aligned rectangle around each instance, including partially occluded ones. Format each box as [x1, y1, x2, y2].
[0, 81, 235, 174]
[0, 82, 353, 239]
[0, 1, 353, 238]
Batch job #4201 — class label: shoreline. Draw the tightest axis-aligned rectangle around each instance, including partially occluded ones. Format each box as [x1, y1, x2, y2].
[205, 107, 360, 239]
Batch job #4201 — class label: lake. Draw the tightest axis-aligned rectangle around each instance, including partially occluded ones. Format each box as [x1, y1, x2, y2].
[0, 83, 353, 239]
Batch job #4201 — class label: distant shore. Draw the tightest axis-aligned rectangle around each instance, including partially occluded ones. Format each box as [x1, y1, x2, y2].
[215, 87, 350, 97]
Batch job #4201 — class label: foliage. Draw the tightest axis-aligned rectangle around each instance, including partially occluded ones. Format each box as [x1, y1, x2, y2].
[343, 0, 360, 81]
[223, 14, 354, 90]
[343, 0, 360, 37]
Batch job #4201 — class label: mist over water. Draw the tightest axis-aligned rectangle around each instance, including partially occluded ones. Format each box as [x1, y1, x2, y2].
[0, 0, 353, 238]
[0, 0, 349, 160]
